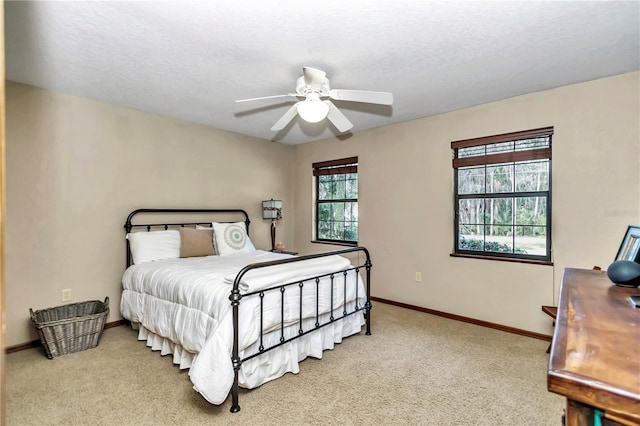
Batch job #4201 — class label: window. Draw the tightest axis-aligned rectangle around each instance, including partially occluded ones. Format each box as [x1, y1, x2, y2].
[452, 127, 553, 262]
[313, 157, 358, 244]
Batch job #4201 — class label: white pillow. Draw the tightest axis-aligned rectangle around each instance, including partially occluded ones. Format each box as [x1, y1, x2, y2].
[211, 222, 254, 256]
[126, 230, 181, 264]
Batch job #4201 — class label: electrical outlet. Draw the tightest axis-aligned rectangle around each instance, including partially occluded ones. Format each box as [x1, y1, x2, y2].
[61, 288, 72, 302]
[415, 272, 422, 282]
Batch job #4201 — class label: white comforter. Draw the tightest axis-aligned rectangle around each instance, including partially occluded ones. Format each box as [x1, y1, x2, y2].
[120, 250, 366, 404]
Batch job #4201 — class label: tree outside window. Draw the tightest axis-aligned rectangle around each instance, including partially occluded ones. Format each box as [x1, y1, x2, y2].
[313, 157, 358, 244]
[452, 128, 552, 262]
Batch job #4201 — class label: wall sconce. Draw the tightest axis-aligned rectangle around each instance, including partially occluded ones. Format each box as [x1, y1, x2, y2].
[262, 199, 282, 250]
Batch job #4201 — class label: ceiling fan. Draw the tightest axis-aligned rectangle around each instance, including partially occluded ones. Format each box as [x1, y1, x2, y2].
[235, 67, 393, 133]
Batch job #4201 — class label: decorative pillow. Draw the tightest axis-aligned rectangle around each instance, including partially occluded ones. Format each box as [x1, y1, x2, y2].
[126, 230, 180, 264]
[211, 222, 254, 256]
[179, 227, 215, 258]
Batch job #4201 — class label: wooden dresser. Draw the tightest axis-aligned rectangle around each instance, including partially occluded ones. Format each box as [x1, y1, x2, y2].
[548, 268, 640, 426]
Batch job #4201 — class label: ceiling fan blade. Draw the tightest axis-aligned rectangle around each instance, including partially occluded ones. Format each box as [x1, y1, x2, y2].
[328, 89, 393, 105]
[235, 94, 297, 103]
[302, 67, 327, 89]
[270, 102, 300, 131]
[324, 101, 353, 133]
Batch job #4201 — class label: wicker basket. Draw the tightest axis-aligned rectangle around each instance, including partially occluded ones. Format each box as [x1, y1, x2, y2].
[30, 297, 109, 359]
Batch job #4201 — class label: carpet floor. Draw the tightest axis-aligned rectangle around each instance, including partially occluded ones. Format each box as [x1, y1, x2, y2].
[6, 302, 564, 425]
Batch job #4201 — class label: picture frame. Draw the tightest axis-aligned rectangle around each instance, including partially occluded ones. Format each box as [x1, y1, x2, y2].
[615, 225, 640, 263]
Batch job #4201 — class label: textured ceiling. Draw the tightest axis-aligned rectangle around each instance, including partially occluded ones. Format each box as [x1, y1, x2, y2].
[5, 1, 640, 145]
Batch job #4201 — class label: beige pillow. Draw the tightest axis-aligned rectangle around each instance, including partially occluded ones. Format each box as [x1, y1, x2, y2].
[179, 227, 216, 258]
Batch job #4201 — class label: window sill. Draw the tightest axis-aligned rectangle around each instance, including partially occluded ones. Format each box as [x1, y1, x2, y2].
[450, 252, 553, 266]
[311, 240, 358, 248]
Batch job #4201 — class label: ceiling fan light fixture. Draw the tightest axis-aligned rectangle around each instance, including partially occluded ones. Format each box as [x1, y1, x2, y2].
[297, 98, 329, 123]
[238, 66, 393, 132]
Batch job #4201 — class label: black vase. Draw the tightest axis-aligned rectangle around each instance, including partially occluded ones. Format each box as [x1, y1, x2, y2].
[607, 260, 640, 287]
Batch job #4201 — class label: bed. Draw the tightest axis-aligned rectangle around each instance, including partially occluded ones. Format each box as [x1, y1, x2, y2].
[119, 208, 372, 412]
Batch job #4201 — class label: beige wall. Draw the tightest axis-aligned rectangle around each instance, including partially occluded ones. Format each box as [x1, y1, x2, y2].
[5, 72, 639, 346]
[292, 71, 640, 335]
[5, 82, 295, 346]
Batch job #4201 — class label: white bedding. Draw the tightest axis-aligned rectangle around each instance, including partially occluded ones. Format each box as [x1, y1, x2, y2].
[120, 250, 366, 405]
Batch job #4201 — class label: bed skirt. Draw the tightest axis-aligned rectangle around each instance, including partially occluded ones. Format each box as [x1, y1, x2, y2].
[129, 304, 365, 403]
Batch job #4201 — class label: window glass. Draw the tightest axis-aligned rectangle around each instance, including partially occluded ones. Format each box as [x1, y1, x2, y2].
[458, 167, 485, 194]
[452, 128, 552, 262]
[485, 163, 514, 193]
[314, 158, 358, 243]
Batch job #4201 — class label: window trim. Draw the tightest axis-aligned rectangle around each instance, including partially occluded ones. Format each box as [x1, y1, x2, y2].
[311, 240, 358, 247]
[313, 156, 358, 245]
[451, 127, 553, 262]
[449, 252, 553, 266]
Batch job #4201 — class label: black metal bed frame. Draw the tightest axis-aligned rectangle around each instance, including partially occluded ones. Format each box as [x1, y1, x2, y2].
[123, 208, 372, 413]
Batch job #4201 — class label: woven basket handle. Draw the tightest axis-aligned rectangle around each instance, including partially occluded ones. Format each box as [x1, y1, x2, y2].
[103, 297, 109, 307]
[29, 308, 36, 322]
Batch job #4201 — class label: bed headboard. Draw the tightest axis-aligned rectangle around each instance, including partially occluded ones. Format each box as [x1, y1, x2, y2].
[124, 208, 250, 267]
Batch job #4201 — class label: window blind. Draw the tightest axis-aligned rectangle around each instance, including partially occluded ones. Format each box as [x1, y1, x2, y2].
[313, 156, 358, 176]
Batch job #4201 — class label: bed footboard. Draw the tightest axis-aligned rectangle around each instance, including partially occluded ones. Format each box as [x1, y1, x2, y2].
[229, 246, 372, 413]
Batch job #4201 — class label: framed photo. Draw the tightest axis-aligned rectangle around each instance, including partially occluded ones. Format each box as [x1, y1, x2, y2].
[615, 225, 640, 262]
